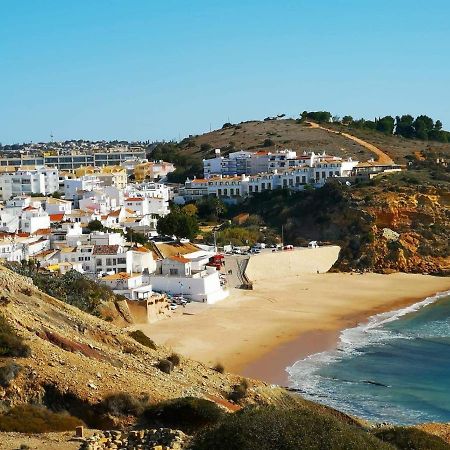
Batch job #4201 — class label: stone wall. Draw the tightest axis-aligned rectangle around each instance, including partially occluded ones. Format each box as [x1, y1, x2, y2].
[79, 428, 189, 450]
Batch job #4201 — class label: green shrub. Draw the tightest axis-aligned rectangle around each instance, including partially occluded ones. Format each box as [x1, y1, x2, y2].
[140, 397, 224, 434]
[0, 363, 22, 387]
[192, 406, 394, 450]
[228, 379, 249, 403]
[0, 315, 31, 357]
[129, 330, 157, 350]
[167, 353, 181, 367]
[0, 405, 83, 433]
[156, 359, 173, 374]
[100, 393, 147, 417]
[212, 363, 225, 374]
[374, 427, 450, 450]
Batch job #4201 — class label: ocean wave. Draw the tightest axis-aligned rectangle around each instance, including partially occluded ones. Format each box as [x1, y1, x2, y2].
[286, 290, 450, 423]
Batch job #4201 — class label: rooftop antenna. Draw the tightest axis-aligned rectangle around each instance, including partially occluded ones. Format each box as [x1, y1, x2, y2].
[50, 132, 54, 142]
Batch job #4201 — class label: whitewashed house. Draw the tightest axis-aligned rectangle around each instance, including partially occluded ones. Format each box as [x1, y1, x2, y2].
[149, 255, 228, 304]
[100, 272, 153, 300]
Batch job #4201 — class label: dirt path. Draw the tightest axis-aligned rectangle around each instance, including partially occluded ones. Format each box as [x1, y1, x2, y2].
[306, 121, 395, 164]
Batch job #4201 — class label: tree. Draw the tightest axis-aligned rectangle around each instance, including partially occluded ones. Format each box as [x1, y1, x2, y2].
[182, 204, 198, 217]
[395, 115, 415, 138]
[197, 196, 226, 221]
[263, 138, 274, 147]
[434, 120, 443, 131]
[86, 219, 104, 232]
[375, 116, 395, 134]
[125, 228, 147, 245]
[157, 207, 199, 240]
[200, 143, 212, 153]
[342, 116, 353, 125]
[300, 111, 332, 123]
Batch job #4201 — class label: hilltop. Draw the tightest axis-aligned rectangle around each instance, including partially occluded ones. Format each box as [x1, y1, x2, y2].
[173, 118, 450, 165]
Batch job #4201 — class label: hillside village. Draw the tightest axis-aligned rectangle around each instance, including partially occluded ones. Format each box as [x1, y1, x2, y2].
[0, 125, 406, 314]
[0, 120, 449, 448]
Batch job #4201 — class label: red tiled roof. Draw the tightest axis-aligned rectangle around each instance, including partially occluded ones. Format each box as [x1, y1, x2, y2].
[108, 209, 121, 217]
[125, 197, 144, 202]
[93, 244, 120, 255]
[49, 213, 65, 222]
[22, 206, 38, 211]
[133, 246, 150, 253]
[168, 255, 190, 264]
[32, 228, 52, 236]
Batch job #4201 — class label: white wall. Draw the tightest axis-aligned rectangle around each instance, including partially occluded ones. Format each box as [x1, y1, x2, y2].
[149, 270, 228, 304]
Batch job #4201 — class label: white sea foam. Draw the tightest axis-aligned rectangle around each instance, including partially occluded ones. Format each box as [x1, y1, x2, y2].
[286, 290, 450, 423]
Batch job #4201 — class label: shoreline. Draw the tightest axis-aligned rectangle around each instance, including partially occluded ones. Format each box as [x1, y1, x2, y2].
[238, 292, 445, 385]
[136, 269, 450, 385]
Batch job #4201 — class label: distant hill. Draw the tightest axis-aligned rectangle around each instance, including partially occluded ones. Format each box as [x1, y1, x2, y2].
[169, 118, 450, 169]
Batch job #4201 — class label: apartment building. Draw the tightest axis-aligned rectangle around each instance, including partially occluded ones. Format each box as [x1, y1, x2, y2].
[0, 166, 59, 200]
[0, 150, 146, 171]
[181, 156, 358, 202]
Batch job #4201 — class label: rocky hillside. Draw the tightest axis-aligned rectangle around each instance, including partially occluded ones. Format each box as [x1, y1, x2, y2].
[230, 173, 449, 275]
[0, 265, 284, 425]
[338, 180, 449, 274]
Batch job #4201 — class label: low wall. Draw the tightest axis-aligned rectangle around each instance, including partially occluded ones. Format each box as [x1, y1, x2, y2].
[245, 246, 340, 282]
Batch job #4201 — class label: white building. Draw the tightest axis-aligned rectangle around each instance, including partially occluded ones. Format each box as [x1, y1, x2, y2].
[57, 243, 156, 276]
[0, 167, 59, 201]
[100, 272, 152, 300]
[182, 155, 359, 202]
[63, 176, 103, 204]
[149, 255, 228, 304]
[20, 206, 51, 234]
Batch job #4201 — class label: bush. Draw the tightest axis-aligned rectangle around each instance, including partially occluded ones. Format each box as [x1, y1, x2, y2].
[0, 296, 10, 306]
[212, 363, 225, 374]
[228, 379, 249, 403]
[140, 397, 224, 434]
[156, 359, 173, 374]
[192, 406, 393, 450]
[129, 330, 157, 350]
[100, 393, 147, 417]
[0, 363, 22, 387]
[0, 315, 31, 357]
[0, 405, 83, 433]
[167, 353, 181, 367]
[374, 427, 450, 450]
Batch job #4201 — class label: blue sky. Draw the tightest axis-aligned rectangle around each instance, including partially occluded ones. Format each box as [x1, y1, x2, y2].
[1, 0, 449, 144]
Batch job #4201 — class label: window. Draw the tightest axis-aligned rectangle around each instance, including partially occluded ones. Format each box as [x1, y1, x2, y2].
[169, 268, 178, 275]
[118, 258, 126, 264]
[106, 258, 112, 266]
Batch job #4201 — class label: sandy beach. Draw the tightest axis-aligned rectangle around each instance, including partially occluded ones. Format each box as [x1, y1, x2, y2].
[136, 248, 450, 385]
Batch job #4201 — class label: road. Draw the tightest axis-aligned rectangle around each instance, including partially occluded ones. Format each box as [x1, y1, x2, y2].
[306, 121, 395, 165]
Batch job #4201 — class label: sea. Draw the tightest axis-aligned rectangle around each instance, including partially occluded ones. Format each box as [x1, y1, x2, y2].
[287, 291, 450, 425]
